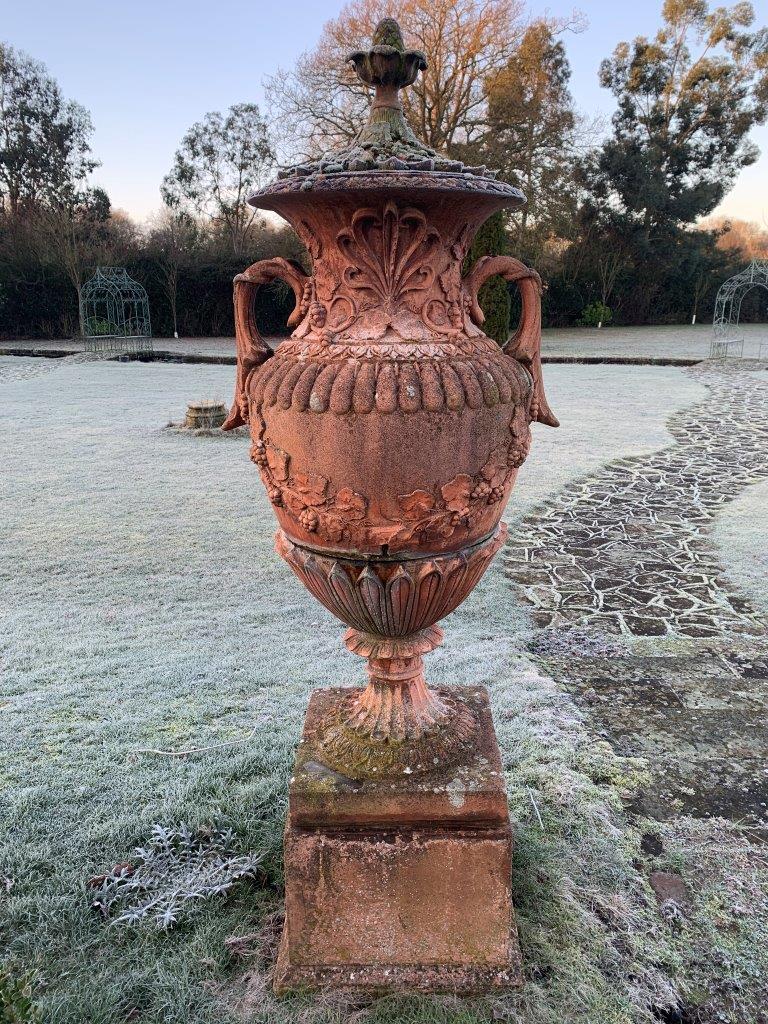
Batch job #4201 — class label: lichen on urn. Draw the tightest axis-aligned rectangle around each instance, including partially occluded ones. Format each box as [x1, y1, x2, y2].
[349, 18, 426, 82]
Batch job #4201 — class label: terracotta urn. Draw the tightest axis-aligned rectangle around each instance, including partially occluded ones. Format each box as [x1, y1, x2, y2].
[224, 17, 557, 779]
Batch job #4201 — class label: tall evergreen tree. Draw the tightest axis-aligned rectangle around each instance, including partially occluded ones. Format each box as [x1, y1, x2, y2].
[482, 21, 579, 259]
[576, 0, 768, 321]
[0, 42, 97, 215]
[465, 212, 511, 344]
[589, 0, 767, 232]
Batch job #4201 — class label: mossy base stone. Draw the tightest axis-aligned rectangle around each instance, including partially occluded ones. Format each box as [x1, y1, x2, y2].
[273, 685, 522, 995]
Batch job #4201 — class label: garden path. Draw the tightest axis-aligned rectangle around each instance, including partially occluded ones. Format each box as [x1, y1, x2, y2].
[507, 360, 768, 824]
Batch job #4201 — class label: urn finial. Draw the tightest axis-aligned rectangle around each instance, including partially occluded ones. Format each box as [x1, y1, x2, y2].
[347, 18, 427, 106]
[346, 17, 431, 156]
[372, 17, 405, 50]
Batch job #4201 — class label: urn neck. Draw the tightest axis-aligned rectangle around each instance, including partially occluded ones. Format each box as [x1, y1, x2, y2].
[370, 83, 401, 114]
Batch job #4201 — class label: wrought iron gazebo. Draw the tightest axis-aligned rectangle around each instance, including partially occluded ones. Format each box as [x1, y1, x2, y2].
[711, 258, 768, 359]
[80, 267, 153, 353]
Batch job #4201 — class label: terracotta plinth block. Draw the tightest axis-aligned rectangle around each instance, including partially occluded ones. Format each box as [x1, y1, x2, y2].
[273, 686, 522, 995]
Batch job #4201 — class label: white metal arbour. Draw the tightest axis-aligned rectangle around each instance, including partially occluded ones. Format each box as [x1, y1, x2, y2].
[80, 267, 153, 354]
[711, 258, 768, 359]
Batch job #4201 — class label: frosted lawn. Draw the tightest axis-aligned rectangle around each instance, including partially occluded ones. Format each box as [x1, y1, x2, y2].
[1, 356, 764, 1024]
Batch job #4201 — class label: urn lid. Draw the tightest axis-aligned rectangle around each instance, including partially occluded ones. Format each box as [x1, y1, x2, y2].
[249, 17, 525, 211]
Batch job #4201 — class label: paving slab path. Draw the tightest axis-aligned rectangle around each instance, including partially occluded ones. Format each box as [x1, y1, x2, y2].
[508, 360, 768, 638]
[507, 359, 768, 825]
[505, 360, 768, 823]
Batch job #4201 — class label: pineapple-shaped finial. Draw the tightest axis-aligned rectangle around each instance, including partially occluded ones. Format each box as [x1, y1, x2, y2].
[347, 18, 427, 95]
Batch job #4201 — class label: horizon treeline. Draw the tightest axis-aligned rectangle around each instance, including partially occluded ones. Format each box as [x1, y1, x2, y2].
[1, 0, 767, 341]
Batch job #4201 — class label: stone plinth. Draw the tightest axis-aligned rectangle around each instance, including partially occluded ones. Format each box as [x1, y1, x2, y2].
[273, 686, 522, 994]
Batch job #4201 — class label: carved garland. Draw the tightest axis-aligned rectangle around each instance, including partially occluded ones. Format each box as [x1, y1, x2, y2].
[250, 404, 531, 548]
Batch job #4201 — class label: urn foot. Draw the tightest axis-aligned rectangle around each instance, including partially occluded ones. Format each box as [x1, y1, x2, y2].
[347, 667, 450, 741]
[276, 525, 507, 762]
[344, 625, 449, 741]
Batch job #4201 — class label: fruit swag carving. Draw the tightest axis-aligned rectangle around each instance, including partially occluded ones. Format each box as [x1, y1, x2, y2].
[250, 402, 532, 552]
[223, 17, 558, 763]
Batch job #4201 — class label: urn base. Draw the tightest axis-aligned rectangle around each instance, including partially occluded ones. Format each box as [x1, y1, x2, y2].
[273, 685, 522, 995]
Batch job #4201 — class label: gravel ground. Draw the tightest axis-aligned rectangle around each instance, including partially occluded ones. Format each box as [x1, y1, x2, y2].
[1, 355, 765, 1024]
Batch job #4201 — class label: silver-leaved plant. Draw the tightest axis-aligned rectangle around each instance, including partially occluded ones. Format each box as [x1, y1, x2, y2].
[91, 824, 263, 929]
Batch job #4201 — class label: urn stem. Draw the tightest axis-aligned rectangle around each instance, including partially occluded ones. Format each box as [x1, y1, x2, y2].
[370, 83, 402, 113]
[346, 654, 450, 742]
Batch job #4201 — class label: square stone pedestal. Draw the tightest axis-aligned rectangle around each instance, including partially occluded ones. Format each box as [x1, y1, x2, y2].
[273, 685, 522, 994]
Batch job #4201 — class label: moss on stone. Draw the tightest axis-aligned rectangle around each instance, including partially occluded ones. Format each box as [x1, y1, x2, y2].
[373, 18, 405, 51]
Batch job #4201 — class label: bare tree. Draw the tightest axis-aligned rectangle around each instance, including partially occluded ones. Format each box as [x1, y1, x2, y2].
[34, 188, 135, 336]
[264, 0, 559, 160]
[148, 209, 199, 338]
[598, 251, 622, 310]
[703, 216, 768, 260]
[162, 104, 274, 256]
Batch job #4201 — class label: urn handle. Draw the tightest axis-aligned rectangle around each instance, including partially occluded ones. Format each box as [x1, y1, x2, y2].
[463, 255, 558, 427]
[222, 257, 309, 430]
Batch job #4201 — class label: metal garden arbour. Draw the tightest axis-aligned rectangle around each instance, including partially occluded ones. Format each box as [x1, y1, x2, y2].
[711, 259, 768, 359]
[80, 267, 153, 354]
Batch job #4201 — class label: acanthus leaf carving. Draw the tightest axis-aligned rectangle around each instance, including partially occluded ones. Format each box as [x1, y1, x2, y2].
[440, 474, 473, 512]
[337, 201, 442, 316]
[398, 489, 435, 520]
[292, 472, 329, 506]
[265, 444, 289, 482]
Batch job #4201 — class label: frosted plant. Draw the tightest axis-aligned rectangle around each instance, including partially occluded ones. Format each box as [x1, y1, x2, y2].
[91, 824, 263, 930]
[0, 967, 40, 1024]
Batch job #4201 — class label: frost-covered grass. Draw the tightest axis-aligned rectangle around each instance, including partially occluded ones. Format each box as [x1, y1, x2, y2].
[510, 361, 707, 521]
[5, 321, 767, 360]
[0, 357, 764, 1024]
[713, 477, 768, 615]
[540, 322, 768, 360]
[712, 370, 768, 615]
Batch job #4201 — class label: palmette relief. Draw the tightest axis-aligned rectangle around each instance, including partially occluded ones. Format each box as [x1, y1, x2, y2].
[290, 202, 477, 344]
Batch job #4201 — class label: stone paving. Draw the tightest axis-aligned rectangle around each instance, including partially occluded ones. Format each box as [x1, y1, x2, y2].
[507, 360, 768, 825]
[507, 360, 768, 639]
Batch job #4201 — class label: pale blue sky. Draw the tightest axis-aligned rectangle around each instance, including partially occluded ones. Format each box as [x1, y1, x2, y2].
[3, 0, 767, 224]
